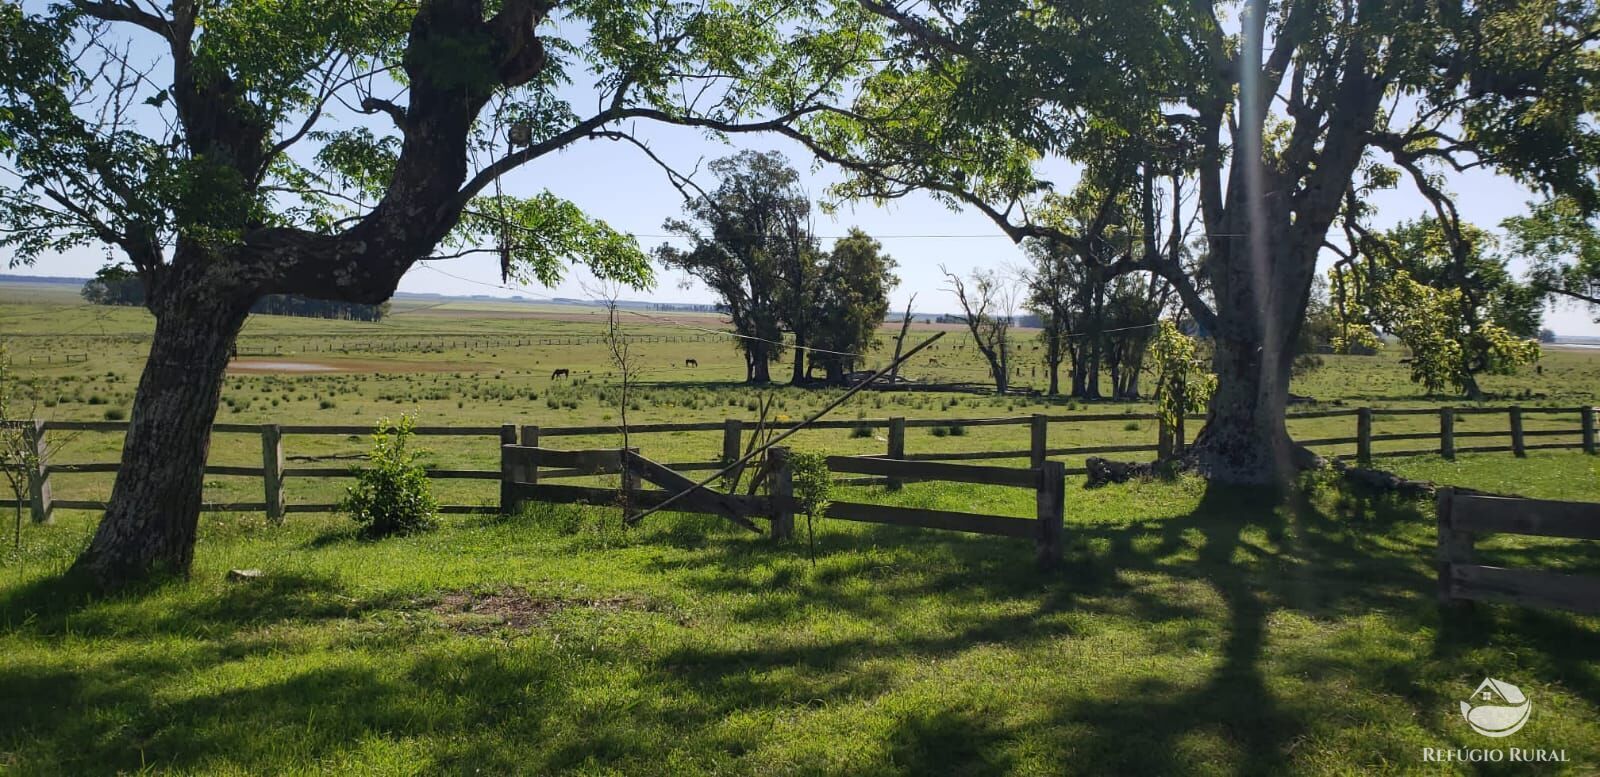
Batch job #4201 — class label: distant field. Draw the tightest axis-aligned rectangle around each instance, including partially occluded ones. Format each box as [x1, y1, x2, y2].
[3, 280, 1599, 511]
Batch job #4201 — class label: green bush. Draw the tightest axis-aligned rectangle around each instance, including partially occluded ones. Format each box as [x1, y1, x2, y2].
[790, 450, 833, 564]
[340, 415, 437, 539]
[849, 425, 874, 439]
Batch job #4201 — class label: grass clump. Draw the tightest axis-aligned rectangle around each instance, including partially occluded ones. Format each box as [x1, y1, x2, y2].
[340, 414, 437, 539]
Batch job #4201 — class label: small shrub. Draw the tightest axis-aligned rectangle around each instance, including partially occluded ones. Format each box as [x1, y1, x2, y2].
[790, 450, 833, 565]
[1123, 421, 1141, 431]
[930, 426, 948, 438]
[340, 414, 437, 539]
[319, 399, 336, 409]
[850, 425, 873, 439]
[103, 408, 125, 421]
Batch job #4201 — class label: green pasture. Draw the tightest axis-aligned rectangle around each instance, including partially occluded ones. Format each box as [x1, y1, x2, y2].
[4, 462, 1599, 775]
[3, 283, 1600, 774]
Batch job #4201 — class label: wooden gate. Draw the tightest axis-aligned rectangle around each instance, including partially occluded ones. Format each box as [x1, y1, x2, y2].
[500, 445, 763, 531]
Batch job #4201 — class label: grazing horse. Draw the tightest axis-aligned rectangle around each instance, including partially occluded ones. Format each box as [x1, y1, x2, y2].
[551, 368, 569, 379]
[685, 358, 698, 368]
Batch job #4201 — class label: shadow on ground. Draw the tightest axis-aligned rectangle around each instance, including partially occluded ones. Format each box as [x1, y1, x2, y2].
[2, 477, 1597, 774]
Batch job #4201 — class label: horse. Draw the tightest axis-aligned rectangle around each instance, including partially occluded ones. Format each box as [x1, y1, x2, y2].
[551, 368, 569, 379]
[685, 358, 698, 368]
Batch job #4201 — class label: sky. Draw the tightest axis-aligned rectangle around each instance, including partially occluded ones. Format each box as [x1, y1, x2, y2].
[6, 8, 1598, 337]
[19, 121, 1600, 336]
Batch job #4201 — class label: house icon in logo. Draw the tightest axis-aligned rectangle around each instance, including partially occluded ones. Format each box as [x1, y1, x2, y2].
[1461, 678, 1531, 738]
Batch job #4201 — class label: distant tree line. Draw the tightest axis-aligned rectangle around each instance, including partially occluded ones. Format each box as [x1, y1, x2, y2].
[83, 266, 388, 321]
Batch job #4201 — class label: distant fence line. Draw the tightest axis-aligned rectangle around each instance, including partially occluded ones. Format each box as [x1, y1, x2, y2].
[23, 353, 89, 364]
[6, 405, 1597, 523]
[234, 333, 723, 356]
[6, 333, 725, 358]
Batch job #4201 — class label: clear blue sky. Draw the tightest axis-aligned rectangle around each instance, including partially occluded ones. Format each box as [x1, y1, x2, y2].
[433, 123, 1600, 336]
[12, 93, 1600, 336]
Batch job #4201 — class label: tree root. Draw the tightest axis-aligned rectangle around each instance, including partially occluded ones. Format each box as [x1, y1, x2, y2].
[1327, 459, 1518, 499]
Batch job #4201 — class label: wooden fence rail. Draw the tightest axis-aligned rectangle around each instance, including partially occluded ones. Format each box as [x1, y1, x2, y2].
[1437, 488, 1600, 613]
[7, 404, 1596, 522]
[498, 445, 1067, 569]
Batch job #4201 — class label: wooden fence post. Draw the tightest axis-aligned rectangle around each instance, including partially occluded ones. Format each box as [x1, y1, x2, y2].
[886, 416, 906, 490]
[769, 446, 794, 540]
[27, 420, 50, 524]
[1583, 406, 1597, 455]
[1435, 487, 1473, 608]
[519, 425, 539, 485]
[1030, 414, 1048, 468]
[1509, 406, 1526, 457]
[722, 418, 742, 466]
[261, 424, 284, 524]
[1035, 460, 1065, 570]
[620, 447, 641, 508]
[1357, 407, 1372, 464]
[1440, 407, 1455, 460]
[498, 423, 517, 514]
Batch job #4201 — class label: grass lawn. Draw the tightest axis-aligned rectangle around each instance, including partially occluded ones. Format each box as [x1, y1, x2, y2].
[3, 453, 1599, 775]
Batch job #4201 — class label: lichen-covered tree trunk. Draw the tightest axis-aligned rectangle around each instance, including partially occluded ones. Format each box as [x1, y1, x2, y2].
[73, 277, 252, 586]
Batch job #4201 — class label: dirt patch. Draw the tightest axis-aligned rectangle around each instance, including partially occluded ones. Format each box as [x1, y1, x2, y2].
[228, 358, 478, 374]
[430, 587, 648, 634]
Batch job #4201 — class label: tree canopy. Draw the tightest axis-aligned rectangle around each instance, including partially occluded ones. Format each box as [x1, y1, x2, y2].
[655, 150, 814, 384]
[788, 0, 1600, 481]
[1331, 218, 1542, 397]
[0, 0, 882, 587]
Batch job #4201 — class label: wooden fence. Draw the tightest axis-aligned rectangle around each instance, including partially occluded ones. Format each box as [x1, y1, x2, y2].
[6, 404, 1597, 523]
[1436, 488, 1600, 613]
[500, 444, 1067, 568]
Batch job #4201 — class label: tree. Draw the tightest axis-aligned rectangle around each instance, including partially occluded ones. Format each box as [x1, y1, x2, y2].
[1342, 218, 1542, 397]
[797, 0, 1600, 482]
[1102, 276, 1164, 398]
[943, 265, 1016, 394]
[887, 293, 918, 384]
[655, 150, 816, 384]
[807, 228, 897, 383]
[0, 0, 876, 587]
[1503, 196, 1600, 320]
[1148, 321, 1215, 456]
[79, 265, 144, 306]
[1025, 238, 1076, 396]
[588, 278, 643, 521]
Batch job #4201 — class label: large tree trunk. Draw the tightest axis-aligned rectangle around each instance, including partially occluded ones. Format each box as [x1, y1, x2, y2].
[1188, 329, 1298, 483]
[1046, 334, 1061, 396]
[72, 280, 252, 587]
[791, 332, 806, 385]
[1186, 215, 1321, 483]
[750, 347, 772, 384]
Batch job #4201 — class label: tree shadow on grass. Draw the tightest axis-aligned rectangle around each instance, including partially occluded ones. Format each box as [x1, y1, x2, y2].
[634, 476, 1596, 773]
[3, 476, 1595, 774]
